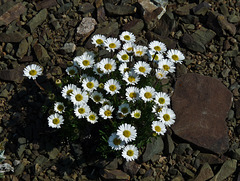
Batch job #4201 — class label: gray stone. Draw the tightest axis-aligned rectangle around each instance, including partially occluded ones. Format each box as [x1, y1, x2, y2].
[218, 14, 236, 36]
[210, 159, 237, 181]
[0, 66, 24, 83]
[142, 137, 164, 162]
[48, 148, 59, 160]
[5, 43, 13, 53]
[220, 4, 229, 17]
[178, 165, 194, 178]
[35, 0, 58, 10]
[172, 73, 232, 154]
[16, 39, 28, 58]
[194, 163, 214, 181]
[122, 19, 144, 35]
[231, 148, 240, 160]
[197, 153, 225, 165]
[34, 155, 48, 167]
[14, 163, 25, 176]
[166, 134, 174, 154]
[33, 43, 50, 66]
[174, 143, 192, 155]
[0, 89, 8, 98]
[76, 17, 97, 42]
[17, 137, 27, 158]
[105, 158, 118, 170]
[224, 50, 238, 57]
[176, 63, 187, 77]
[123, 161, 141, 177]
[175, 3, 196, 16]
[61, 43, 76, 53]
[27, 9, 48, 33]
[182, 33, 205, 53]
[222, 68, 230, 78]
[79, 3, 95, 14]
[235, 100, 240, 119]
[192, 2, 210, 16]
[228, 15, 240, 23]
[0, 32, 26, 42]
[58, 3, 72, 13]
[105, 3, 136, 16]
[100, 169, 130, 180]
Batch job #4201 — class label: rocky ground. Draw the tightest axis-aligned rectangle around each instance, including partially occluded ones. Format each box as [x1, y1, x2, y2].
[0, 0, 240, 180]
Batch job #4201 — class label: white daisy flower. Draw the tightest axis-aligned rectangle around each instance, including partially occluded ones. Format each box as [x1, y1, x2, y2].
[139, 86, 155, 103]
[116, 113, 126, 119]
[154, 92, 170, 107]
[123, 42, 135, 53]
[83, 51, 96, 58]
[133, 61, 151, 77]
[152, 104, 164, 115]
[158, 107, 176, 126]
[119, 31, 136, 43]
[104, 79, 121, 95]
[122, 145, 139, 162]
[155, 69, 168, 79]
[117, 123, 137, 143]
[70, 88, 89, 105]
[79, 73, 88, 83]
[92, 34, 106, 47]
[101, 99, 111, 106]
[99, 58, 116, 74]
[104, 37, 121, 52]
[167, 49, 185, 64]
[48, 113, 64, 128]
[66, 66, 78, 77]
[125, 86, 139, 102]
[152, 121, 166, 135]
[99, 105, 114, 119]
[93, 62, 104, 77]
[118, 103, 131, 116]
[82, 76, 99, 92]
[123, 71, 140, 85]
[158, 59, 175, 73]
[148, 50, 164, 62]
[61, 84, 78, 100]
[54, 102, 65, 114]
[23, 64, 42, 80]
[74, 54, 94, 70]
[149, 40, 167, 53]
[90, 91, 103, 104]
[133, 45, 148, 57]
[117, 50, 130, 63]
[87, 111, 98, 124]
[131, 109, 141, 119]
[74, 103, 91, 119]
[108, 133, 126, 150]
[119, 63, 130, 75]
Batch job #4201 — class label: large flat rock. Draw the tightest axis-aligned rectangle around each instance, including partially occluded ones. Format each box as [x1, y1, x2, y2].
[172, 73, 232, 154]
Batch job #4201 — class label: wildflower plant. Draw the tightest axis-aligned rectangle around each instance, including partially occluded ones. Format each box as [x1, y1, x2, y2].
[23, 31, 185, 161]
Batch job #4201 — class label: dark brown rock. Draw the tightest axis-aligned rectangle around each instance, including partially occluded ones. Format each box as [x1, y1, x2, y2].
[0, 66, 24, 83]
[0, 3, 26, 26]
[35, 0, 58, 10]
[206, 11, 224, 36]
[235, 100, 240, 119]
[123, 161, 141, 177]
[192, 2, 211, 16]
[218, 15, 236, 36]
[175, 3, 197, 16]
[122, 19, 144, 35]
[197, 153, 226, 165]
[105, 3, 136, 16]
[100, 169, 130, 180]
[172, 73, 232, 154]
[95, 0, 107, 23]
[0, 32, 27, 42]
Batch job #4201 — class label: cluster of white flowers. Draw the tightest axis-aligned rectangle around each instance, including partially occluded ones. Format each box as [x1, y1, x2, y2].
[45, 31, 184, 162]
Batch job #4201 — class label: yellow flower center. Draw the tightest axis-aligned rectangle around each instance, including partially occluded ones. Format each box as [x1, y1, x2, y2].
[69, 69, 76, 75]
[144, 92, 152, 99]
[52, 118, 60, 125]
[113, 138, 121, 145]
[124, 35, 131, 40]
[134, 112, 141, 118]
[154, 46, 161, 51]
[163, 65, 170, 71]
[104, 63, 112, 70]
[128, 76, 135, 82]
[96, 39, 103, 44]
[66, 89, 73, 96]
[123, 130, 131, 137]
[121, 107, 129, 114]
[86, 82, 94, 89]
[163, 114, 170, 121]
[121, 54, 129, 60]
[136, 51, 143, 56]
[124, 68, 130, 72]
[139, 67, 146, 73]
[97, 68, 104, 74]
[109, 43, 116, 49]
[78, 108, 85, 114]
[157, 107, 162, 112]
[93, 95, 101, 102]
[57, 105, 64, 112]
[99, 83, 104, 89]
[83, 60, 90, 66]
[172, 55, 179, 61]
[129, 92, 136, 98]
[158, 73, 163, 77]
[29, 70, 37, 76]
[75, 94, 83, 101]
[127, 150, 134, 156]
[109, 85, 116, 91]
[89, 114, 96, 121]
[152, 54, 159, 60]
[127, 47, 133, 52]
[158, 98, 165, 104]
[155, 126, 161, 132]
[104, 110, 112, 116]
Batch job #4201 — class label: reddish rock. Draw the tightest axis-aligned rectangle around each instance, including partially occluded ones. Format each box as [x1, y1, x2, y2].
[76, 17, 97, 42]
[123, 161, 141, 177]
[35, 0, 58, 10]
[172, 73, 232, 154]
